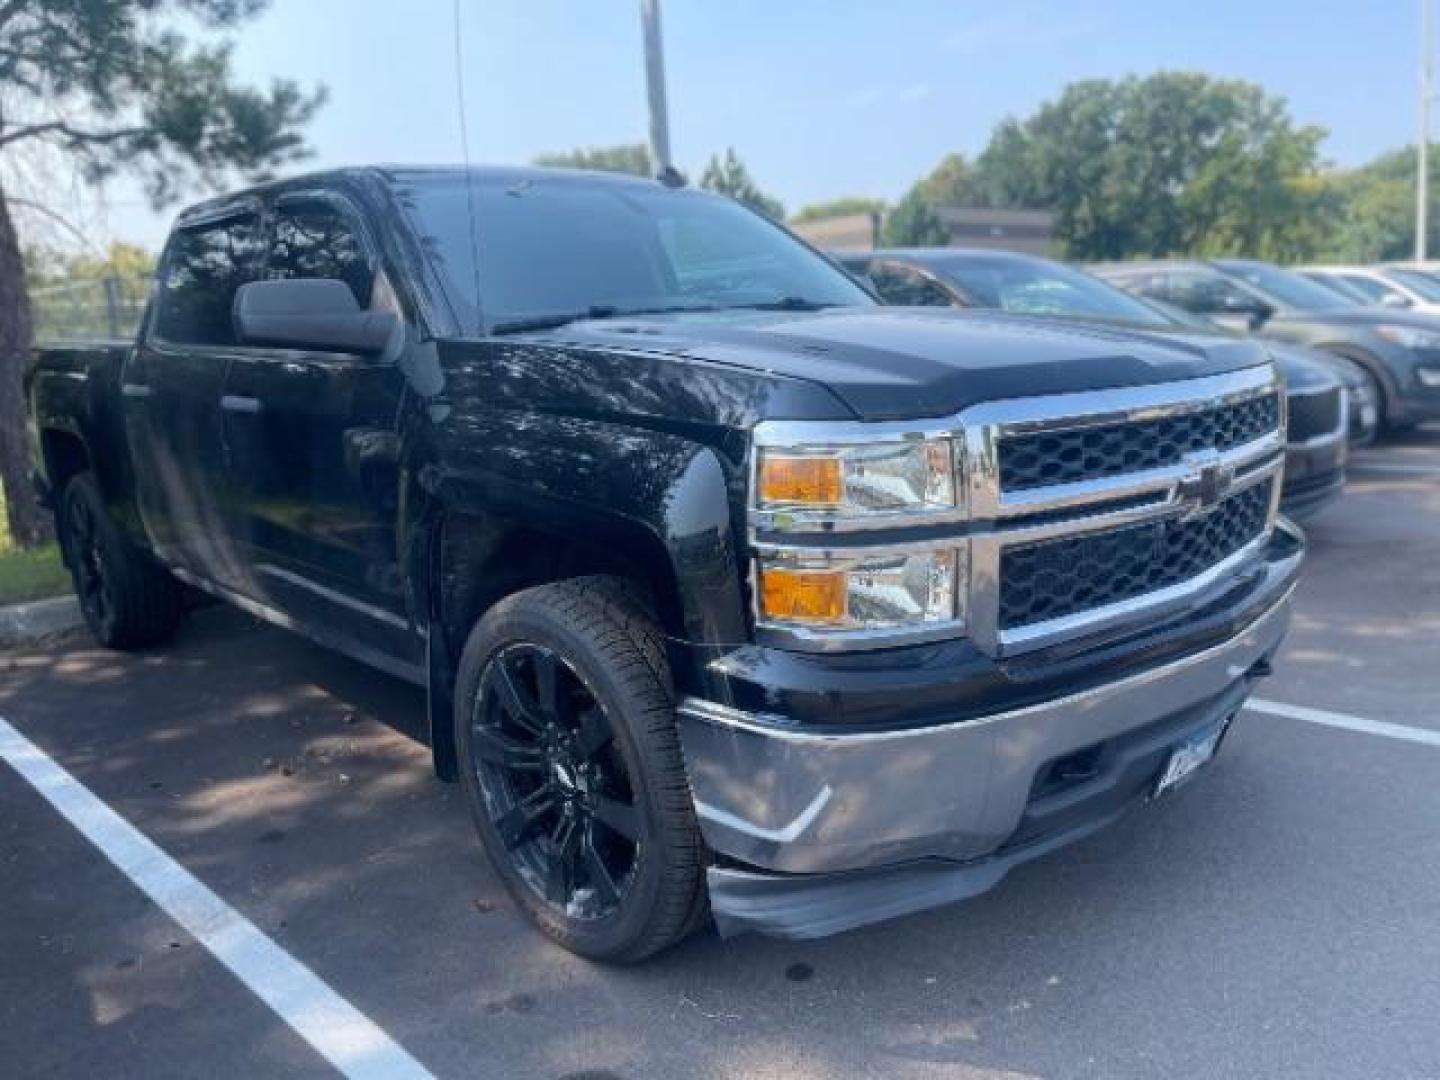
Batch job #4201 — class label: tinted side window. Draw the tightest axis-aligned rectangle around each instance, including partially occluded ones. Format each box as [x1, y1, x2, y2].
[868, 264, 956, 307]
[268, 201, 375, 307]
[1165, 271, 1249, 313]
[1339, 274, 1405, 306]
[152, 214, 263, 346]
[1105, 271, 1165, 302]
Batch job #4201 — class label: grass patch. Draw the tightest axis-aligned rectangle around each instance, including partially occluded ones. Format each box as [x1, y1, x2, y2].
[0, 542, 70, 605]
[0, 486, 71, 606]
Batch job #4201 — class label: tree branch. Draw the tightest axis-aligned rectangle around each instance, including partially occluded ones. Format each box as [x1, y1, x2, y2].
[2, 196, 105, 255]
[0, 119, 145, 151]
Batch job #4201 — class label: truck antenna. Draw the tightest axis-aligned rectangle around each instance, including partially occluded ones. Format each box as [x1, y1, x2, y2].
[452, 0, 485, 333]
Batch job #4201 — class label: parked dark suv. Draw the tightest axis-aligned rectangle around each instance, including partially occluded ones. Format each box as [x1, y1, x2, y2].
[841, 248, 1355, 518]
[1093, 258, 1440, 431]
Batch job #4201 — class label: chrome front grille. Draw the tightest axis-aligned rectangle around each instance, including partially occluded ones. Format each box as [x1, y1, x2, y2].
[999, 392, 1280, 490]
[998, 478, 1274, 630]
[962, 365, 1284, 653]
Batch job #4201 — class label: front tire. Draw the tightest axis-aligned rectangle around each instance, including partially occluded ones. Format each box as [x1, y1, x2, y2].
[58, 473, 184, 649]
[454, 577, 707, 962]
[1354, 367, 1391, 432]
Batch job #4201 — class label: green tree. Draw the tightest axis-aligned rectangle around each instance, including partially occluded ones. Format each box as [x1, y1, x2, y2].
[1319, 145, 1440, 262]
[533, 143, 653, 177]
[880, 152, 988, 248]
[699, 148, 785, 220]
[791, 197, 886, 224]
[881, 187, 949, 247]
[27, 242, 158, 342]
[0, 1, 324, 547]
[916, 153, 979, 207]
[56, 242, 156, 285]
[963, 72, 1327, 261]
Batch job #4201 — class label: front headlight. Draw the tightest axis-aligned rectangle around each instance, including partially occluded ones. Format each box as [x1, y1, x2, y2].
[1375, 324, 1440, 350]
[754, 436, 960, 524]
[749, 424, 968, 642]
[756, 547, 963, 632]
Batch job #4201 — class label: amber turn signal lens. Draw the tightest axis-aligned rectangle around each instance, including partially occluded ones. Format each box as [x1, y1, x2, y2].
[759, 567, 847, 624]
[758, 454, 843, 506]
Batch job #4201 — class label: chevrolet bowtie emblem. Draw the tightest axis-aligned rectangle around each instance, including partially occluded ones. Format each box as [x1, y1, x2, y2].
[1176, 451, 1235, 519]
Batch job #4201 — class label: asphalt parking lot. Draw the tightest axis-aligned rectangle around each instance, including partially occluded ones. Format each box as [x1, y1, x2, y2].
[3, 427, 1439, 1080]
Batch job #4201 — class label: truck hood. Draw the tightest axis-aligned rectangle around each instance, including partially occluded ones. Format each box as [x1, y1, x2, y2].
[553, 307, 1272, 421]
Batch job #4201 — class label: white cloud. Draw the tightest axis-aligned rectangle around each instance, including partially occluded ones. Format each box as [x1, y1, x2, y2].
[942, 6, 1100, 56]
[841, 83, 934, 110]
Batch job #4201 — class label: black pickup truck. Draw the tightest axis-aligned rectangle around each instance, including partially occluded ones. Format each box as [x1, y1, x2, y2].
[27, 166, 1303, 960]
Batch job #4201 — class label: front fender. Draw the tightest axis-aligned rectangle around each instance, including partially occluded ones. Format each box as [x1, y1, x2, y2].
[426, 415, 747, 647]
[408, 412, 749, 782]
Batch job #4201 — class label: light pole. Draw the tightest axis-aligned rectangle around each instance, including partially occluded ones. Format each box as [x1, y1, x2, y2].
[639, 0, 673, 178]
[1420, 0, 1433, 261]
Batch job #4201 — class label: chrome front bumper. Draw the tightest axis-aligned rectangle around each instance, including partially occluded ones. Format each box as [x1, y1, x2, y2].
[677, 530, 1300, 937]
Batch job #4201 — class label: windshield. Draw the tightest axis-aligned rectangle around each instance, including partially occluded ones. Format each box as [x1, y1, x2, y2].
[1213, 260, 1355, 311]
[932, 255, 1173, 327]
[396, 174, 873, 331]
[1384, 267, 1440, 302]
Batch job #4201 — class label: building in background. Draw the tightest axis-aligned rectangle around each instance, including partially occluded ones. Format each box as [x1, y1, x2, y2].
[791, 206, 1054, 255]
[934, 207, 1054, 255]
[789, 211, 881, 250]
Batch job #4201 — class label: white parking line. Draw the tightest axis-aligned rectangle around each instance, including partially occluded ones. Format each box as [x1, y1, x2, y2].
[1348, 461, 1440, 476]
[0, 717, 436, 1080]
[1247, 698, 1440, 748]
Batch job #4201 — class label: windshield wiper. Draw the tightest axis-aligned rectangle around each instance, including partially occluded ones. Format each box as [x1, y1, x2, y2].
[489, 306, 621, 335]
[724, 296, 841, 312]
[489, 303, 721, 336]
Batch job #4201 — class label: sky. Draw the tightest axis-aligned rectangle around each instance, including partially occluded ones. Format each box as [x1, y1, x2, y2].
[45, 0, 1430, 251]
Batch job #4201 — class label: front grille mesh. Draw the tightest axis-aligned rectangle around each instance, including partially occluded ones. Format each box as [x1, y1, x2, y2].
[1286, 387, 1342, 442]
[999, 392, 1280, 492]
[998, 480, 1273, 631]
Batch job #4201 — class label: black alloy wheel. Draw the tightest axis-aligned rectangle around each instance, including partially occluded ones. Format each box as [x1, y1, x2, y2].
[453, 577, 707, 961]
[62, 482, 116, 640]
[56, 472, 184, 650]
[471, 642, 641, 919]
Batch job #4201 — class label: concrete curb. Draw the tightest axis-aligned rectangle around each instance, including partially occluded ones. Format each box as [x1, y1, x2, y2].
[0, 595, 83, 647]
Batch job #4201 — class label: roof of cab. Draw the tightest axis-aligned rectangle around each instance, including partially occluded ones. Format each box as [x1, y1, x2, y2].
[173, 163, 673, 228]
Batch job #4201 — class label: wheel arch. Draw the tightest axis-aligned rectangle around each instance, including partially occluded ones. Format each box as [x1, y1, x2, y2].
[1313, 343, 1399, 421]
[416, 442, 748, 781]
[38, 426, 92, 504]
